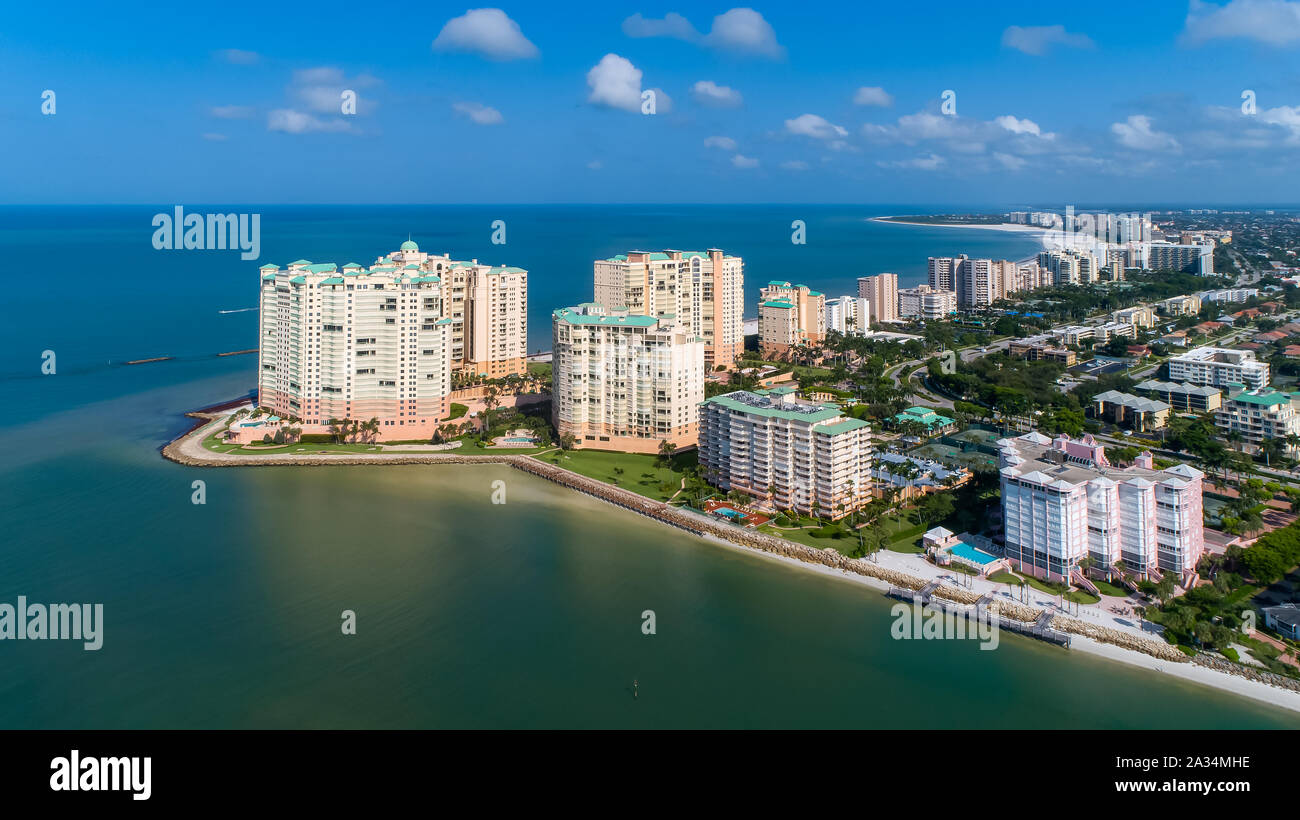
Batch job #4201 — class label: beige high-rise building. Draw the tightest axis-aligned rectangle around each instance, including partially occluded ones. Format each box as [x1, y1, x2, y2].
[551, 303, 704, 453]
[256, 252, 453, 442]
[403, 245, 527, 380]
[758, 281, 826, 358]
[593, 249, 744, 371]
[857, 273, 898, 323]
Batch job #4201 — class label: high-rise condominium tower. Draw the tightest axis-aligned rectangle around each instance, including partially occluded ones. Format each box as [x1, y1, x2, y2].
[593, 249, 744, 371]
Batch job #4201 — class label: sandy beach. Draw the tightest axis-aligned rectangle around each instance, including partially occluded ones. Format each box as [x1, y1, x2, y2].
[870, 216, 1050, 235]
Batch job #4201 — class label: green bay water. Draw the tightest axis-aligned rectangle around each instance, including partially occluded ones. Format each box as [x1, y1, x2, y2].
[1, 206, 1297, 727]
[0, 362, 1297, 728]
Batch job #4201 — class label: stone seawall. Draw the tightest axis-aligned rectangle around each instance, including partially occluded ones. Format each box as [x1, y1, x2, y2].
[1193, 653, 1300, 693]
[164, 419, 1185, 664]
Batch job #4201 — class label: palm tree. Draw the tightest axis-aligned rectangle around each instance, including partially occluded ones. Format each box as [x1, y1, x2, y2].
[657, 439, 677, 468]
[483, 386, 500, 431]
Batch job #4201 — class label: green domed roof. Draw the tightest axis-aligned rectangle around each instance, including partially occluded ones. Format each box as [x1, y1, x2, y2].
[400, 239, 419, 252]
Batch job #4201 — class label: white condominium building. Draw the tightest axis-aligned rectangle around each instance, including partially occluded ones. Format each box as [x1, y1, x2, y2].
[593, 249, 745, 371]
[551, 303, 704, 453]
[999, 433, 1204, 582]
[370, 240, 527, 379]
[929, 255, 1018, 306]
[1215, 387, 1300, 455]
[857, 273, 899, 323]
[825, 295, 871, 336]
[758, 281, 826, 357]
[1168, 346, 1269, 390]
[897, 285, 957, 320]
[1156, 294, 1202, 316]
[257, 249, 454, 441]
[699, 389, 874, 519]
[1037, 248, 1101, 285]
[1112, 306, 1155, 329]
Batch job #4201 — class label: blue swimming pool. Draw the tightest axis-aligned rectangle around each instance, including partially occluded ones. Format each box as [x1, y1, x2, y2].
[948, 542, 999, 565]
[715, 508, 746, 520]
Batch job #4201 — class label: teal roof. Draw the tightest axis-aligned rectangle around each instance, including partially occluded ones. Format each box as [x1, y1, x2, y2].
[400, 240, 419, 251]
[261, 272, 276, 280]
[807, 290, 824, 297]
[342, 263, 362, 270]
[489, 265, 526, 274]
[289, 275, 306, 284]
[554, 308, 660, 327]
[259, 264, 277, 270]
[290, 259, 311, 266]
[320, 277, 344, 285]
[702, 392, 842, 423]
[404, 264, 421, 270]
[305, 263, 337, 273]
[1231, 390, 1290, 406]
[762, 300, 794, 309]
[815, 418, 871, 435]
[767, 280, 793, 287]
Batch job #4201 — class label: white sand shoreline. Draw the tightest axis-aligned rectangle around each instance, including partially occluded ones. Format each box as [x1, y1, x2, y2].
[870, 215, 1049, 235]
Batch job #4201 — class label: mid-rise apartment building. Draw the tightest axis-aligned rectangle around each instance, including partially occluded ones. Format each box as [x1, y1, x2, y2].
[593, 249, 744, 371]
[699, 389, 873, 519]
[758, 281, 826, 356]
[857, 273, 899, 323]
[1112, 306, 1155, 329]
[928, 255, 1018, 307]
[1147, 242, 1214, 276]
[1214, 387, 1300, 455]
[1135, 379, 1222, 413]
[1037, 248, 1100, 285]
[999, 433, 1204, 582]
[1168, 346, 1269, 390]
[1156, 294, 1202, 316]
[256, 249, 455, 441]
[551, 303, 704, 453]
[897, 285, 957, 320]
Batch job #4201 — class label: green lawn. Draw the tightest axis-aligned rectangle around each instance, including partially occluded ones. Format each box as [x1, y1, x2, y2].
[987, 570, 1023, 586]
[1092, 579, 1130, 597]
[1065, 590, 1102, 605]
[202, 431, 553, 457]
[534, 448, 697, 502]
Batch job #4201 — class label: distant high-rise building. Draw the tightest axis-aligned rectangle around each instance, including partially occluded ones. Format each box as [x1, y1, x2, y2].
[593, 249, 744, 371]
[758, 281, 827, 357]
[825, 295, 871, 335]
[857, 272, 899, 323]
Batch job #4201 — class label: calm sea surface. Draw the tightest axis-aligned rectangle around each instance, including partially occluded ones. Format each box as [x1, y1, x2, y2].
[0, 206, 1294, 728]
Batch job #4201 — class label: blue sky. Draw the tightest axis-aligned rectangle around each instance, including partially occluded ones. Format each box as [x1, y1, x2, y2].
[4, 1, 1300, 204]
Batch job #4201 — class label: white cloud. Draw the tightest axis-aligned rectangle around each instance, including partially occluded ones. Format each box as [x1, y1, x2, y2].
[432, 8, 539, 60]
[704, 135, 738, 151]
[267, 109, 354, 134]
[587, 160, 603, 170]
[452, 101, 504, 125]
[993, 152, 1027, 170]
[210, 105, 254, 119]
[289, 67, 379, 115]
[1182, 0, 1300, 46]
[622, 12, 700, 41]
[785, 113, 848, 140]
[780, 160, 810, 171]
[731, 154, 760, 168]
[586, 54, 645, 112]
[216, 49, 261, 65]
[878, 153, 946, 171]
[1111, 115, 1181, 151]
[1259, 105, 1300, 143]
[705, 8, 785, 57]
[853, 86, 893, 107]
[1001, 24, 1095, 55]
[995, 115, 1044, 136]
[620, 8, 784, 58]
[692, 80, 743, 107]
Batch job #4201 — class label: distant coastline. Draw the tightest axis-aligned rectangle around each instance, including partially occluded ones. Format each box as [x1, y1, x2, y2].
[870, 215, 1050, 236]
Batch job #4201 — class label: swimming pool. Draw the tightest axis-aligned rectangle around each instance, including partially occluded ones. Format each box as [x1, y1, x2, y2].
[504, 437, 537, 443]
[948, 542, 999, 565]
[715, 508, 747, 521]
